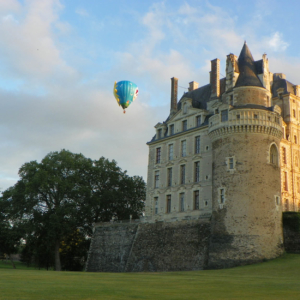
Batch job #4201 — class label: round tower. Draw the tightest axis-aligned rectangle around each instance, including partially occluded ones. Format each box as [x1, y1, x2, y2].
[207, 43, 284, 269]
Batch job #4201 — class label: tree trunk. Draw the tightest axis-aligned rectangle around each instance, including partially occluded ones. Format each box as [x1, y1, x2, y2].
[54, 240, 62, 271]
[9, 255, 16, 269]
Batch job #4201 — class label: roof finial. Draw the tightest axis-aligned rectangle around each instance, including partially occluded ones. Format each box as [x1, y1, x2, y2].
[244, 40, 247, 44]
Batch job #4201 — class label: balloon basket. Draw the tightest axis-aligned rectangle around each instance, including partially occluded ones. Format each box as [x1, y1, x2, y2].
[123, 110, 126, 114]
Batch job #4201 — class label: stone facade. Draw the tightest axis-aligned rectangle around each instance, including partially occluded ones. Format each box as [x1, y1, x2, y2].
[87, 43, 300, 272]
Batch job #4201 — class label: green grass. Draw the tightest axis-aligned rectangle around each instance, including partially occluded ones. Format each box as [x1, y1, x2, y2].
[0, 254, 300, 300]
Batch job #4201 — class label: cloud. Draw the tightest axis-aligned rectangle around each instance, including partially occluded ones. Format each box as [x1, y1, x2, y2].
[75, 8, 89, 17]
[267, 32, 289, 52]
[0, 0, 76, 86]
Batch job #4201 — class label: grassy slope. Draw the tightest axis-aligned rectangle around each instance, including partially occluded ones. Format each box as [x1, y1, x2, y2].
[0, 254, 299, 300]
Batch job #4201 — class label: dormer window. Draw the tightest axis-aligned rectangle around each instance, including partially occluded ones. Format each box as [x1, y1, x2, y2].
[157, 129, 162, 139]
[183, 103, 188, 114]
[169, 124, 174, 135]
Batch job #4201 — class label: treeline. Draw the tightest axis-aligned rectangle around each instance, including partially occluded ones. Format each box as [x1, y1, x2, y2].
[0, 150, 145, 271]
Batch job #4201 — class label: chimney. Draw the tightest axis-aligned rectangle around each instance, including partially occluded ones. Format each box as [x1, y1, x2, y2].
[170, 77, 178, 115]
[188, 81, 199, 92]
[210, 58, 220, 98]
[294, 85, 300, 97]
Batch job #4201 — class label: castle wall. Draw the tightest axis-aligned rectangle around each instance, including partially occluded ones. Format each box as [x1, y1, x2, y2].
[86, 219, 211, 272]
[85, 223, 138, 272]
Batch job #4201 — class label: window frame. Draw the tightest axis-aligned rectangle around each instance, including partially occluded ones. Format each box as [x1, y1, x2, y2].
[167, 167, 172, 187]
[195, 136, 200, 154]
[221, 110, 228, 122]
[180, 193, 185, 212]
[166, 195, 171, 213]
[182, 120, 187, 131]
[194, 161, 200, 182]
[194, 190, 199, 210]
[168, 144, 174, 161]
[180, 164, 186, 185]
[181, 140, 187, 157]
[156, 147, 161, 164]
[154, 170, 160, 189]
[154, 197, 158, 214]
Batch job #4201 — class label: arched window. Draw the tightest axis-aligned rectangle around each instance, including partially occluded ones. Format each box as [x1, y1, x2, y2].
[270, 144, 278, 166]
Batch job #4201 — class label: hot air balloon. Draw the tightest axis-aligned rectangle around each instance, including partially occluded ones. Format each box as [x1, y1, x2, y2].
[113, 80, 138, 113]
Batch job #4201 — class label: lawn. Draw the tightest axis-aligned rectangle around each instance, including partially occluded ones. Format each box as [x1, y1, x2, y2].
[0, 254, 299, 300]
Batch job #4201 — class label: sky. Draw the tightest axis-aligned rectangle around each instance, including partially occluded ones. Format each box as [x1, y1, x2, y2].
[1, 0, 300, 190]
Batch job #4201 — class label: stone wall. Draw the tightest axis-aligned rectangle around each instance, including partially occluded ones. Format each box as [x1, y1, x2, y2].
[86, 218, 210, 272]
[85, 222, 138, 272]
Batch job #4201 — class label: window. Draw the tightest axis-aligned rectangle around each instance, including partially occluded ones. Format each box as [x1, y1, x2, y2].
[157, 129, 162, 139]
[196, 116, 201, 127]
[275, 117, 279, 124]
[284, 172, 288, 191]
[229, 157, 234, 169]
[275, 196, 280, 206]
[182, 120, 187, 131]
[194, 161, 200, 182]
[156, 148, 161, 164]
[230, 95, 233, 105]
[295, 153, 299, 167]
[270, 145, 278, 166]
[215, 109, 219, 114]
[220, 189, 225, 204]
[254, 114, 258, 119]
[180, 193, 185, 212]
[154, 171, 159, 188]
[194, 191, 199, 210]
[167, 168, 172, 187]
[195, 136, 200, 154]
[166, 195, 171, 213]
[294, 135, 297, 144]
[293, 109, 296, 118]
[221, 110, 228, 122]
[169, 124, 174, 135]
[284, 199, 289, 211]
[180, 165, 186, 184]
[236, 114, 240, 120]
[297, 177, 300, 194]
[168, 144, 174, 161]
[181, 140, 187, 157]
[282, 147, 287, 164]
[154, 197, 158, 214]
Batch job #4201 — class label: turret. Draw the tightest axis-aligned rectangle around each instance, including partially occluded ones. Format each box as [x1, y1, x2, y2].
[207, 43, 284, 269]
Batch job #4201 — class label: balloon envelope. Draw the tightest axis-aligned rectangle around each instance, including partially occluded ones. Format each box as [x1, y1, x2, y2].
[113, 81, 138, 110]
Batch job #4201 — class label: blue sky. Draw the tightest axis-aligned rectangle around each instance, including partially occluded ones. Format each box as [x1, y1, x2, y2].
[1, 0, 300, 190]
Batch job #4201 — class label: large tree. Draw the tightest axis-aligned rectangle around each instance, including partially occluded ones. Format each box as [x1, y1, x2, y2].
[0, 150, 145, 271]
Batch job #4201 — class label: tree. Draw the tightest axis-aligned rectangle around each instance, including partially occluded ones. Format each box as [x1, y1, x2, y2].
[0, 150, 145, 271]
[0, 198, 24, 268]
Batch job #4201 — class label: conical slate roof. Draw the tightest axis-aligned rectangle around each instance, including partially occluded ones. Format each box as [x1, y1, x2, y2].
[235, 42, 263, 88]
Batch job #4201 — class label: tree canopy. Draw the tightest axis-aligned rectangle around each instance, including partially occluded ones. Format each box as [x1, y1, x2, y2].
[0, 150, 145, 271]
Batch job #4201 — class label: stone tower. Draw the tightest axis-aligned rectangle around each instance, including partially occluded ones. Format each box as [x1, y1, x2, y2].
[207, 43, 284, 268]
